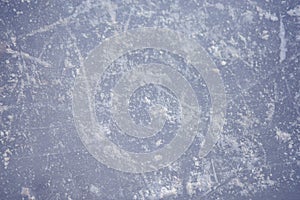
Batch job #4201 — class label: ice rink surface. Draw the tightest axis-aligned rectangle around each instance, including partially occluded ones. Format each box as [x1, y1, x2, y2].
[0, 0, 299, 199]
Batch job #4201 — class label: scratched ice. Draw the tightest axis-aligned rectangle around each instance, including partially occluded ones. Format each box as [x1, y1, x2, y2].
[0, 1, 299, 200]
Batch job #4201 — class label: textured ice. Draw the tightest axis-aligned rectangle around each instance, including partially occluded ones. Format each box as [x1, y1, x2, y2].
[0, 0, 299, 199]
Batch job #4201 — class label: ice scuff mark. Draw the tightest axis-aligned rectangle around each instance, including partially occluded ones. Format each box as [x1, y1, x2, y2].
[266, 102, 275, 121]
[102, 0, 118, 25]
[2, 148, 12, 169]
[1, 36, 51, 67]
[241, 10, 255, 23]
[6, 47, 52, 67]
[21, 187, 35, 200]
[90, 184, 101, 197]
[19, 0, 106, 39]
[159, 186, 178, 199]
[275, 128, 291, 143]
[135, 174, 182, 200]
[279, 16, 287, 63]
[256, 6, 279, 21]
[186, 173, 214, 197]
[287, 5, 300, 41]
[287, 5, 300, 17]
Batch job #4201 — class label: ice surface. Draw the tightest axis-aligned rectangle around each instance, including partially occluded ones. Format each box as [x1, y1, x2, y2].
[0, 0, 299, 199]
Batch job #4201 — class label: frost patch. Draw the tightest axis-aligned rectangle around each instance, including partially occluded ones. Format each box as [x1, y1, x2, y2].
[276, 128, 291, 143]
[90, 184, 101, 196]
[3, 148, 12, 169]
[287, 5, 300, 17]
[159, 186, 178, 199]
[256, 6, 279, 21]
[21, 187, 35, 200]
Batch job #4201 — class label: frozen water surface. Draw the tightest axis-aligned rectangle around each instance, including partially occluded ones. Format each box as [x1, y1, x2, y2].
[0, 0, 299, 199]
